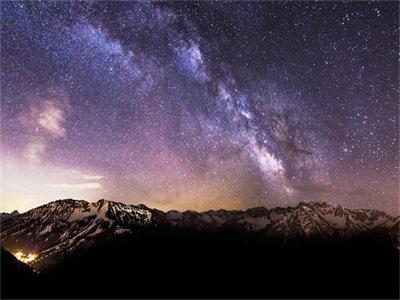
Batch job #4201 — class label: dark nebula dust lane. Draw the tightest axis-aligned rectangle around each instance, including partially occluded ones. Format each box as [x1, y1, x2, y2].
[1, 1, 398, 214]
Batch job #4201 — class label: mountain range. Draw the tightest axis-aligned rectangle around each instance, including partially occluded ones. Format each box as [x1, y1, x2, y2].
[1, 198, 398, 271]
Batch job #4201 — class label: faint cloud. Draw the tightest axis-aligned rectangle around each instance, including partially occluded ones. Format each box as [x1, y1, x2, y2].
[82, 174, 105, 180]
[50, 182, 102, 190]
[25, 142, 45, 163]
[70, 170, 105, 180]
[37, 102, 66, 137]
[20, 88, 70, 163]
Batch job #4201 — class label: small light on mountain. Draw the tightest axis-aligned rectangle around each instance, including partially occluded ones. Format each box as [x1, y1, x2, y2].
[13, 251, 38, 264]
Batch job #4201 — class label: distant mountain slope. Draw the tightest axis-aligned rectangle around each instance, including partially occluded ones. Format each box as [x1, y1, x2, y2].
[166, 201, 398, 238]
[0, 199, 398, 270]
[0, 210, 19, 222]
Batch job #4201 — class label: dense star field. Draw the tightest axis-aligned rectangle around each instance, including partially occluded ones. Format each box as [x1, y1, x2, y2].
[1, 1, 399, 214]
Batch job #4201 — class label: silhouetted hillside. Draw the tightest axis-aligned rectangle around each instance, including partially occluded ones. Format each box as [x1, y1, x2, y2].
[4, 227, 396, 299]
[1, 248, 38, 298]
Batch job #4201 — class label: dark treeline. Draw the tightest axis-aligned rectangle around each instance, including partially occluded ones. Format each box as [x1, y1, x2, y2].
[2, 227, 399, 299]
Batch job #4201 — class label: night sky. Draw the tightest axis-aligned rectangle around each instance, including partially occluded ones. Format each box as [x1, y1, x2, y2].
[1, 1, 399, 214]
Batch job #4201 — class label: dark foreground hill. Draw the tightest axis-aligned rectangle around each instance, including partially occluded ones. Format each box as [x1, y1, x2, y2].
[1, 248, 39, 298]
[2, 227, 399, 299]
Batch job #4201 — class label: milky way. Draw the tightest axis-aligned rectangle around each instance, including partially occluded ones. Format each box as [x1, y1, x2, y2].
[1, 1, 398, 214]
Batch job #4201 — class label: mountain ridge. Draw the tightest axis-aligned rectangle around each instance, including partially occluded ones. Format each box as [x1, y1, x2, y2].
[1, 198, 398, 270]
[0, 210, 19, 222]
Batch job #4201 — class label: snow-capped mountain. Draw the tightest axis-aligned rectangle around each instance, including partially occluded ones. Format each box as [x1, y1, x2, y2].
[0, 199, 398, 269]
[0, 199, 154, 268]
[165, 201, 398, 238]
